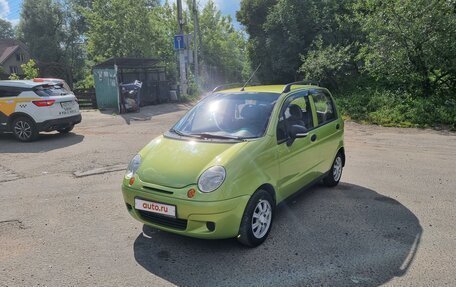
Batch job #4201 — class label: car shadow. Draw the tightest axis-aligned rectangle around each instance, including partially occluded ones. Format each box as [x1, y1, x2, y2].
[0, 132, 84, 153]
[133, 183, 422, 287]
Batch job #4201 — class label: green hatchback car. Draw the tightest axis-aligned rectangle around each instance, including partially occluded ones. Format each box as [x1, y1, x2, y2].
[122, 82, 345, 247]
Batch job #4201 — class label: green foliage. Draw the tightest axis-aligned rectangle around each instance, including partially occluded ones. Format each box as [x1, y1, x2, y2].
[239, 0, 456, 127]
[199, 1, 249, 86]
[21, 59, 40, 79]
[84, 0, 153, 62]
[0, 18, 14, 39]
[75, 72, 94, 89]
[238, 0, 360, 83]
[148, 1, 178, 83]
[335, 84, 456, 130]
[18, 0, 66, 62]
[9, 73, 20, 80]
[299, 37, 353, 88]
[355, 0, 456, 96]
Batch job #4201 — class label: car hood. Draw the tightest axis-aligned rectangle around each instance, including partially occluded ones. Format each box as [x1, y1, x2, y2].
[137, 135, 248, 189]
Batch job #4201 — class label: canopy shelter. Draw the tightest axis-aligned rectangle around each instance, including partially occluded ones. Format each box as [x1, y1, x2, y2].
[93, 57, 170, 111]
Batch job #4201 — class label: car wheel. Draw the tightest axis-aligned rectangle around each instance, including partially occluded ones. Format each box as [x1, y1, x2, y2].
[237, 189, 274, 247]
[323, 152, 343, 187]
[58, 124, 74, 134]
[12, 117, 38, 142]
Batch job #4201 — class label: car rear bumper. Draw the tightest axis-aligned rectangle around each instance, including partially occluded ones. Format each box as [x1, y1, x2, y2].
[37, 114, 82, 132]
[122, 185, 250, 239]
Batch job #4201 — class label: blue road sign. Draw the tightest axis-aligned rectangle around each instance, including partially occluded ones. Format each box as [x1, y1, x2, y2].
[174, 35, 186, 50]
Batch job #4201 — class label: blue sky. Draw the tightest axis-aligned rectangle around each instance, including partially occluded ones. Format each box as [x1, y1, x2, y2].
[201, 0, 241, 28]
[0, 0, 22, 25]
[0, 0, 241, 28]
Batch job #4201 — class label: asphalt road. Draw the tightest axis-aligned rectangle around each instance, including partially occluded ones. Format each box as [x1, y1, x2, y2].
[0, 103, 455, 287]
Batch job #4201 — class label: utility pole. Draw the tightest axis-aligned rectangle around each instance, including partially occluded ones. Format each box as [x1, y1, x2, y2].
[193, 0, 200, 88]
[177, 0, 187, 96]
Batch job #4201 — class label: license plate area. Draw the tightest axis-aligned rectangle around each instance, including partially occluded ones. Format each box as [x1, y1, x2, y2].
[135, 198, 176, 218]
[60, 101, 74, 109]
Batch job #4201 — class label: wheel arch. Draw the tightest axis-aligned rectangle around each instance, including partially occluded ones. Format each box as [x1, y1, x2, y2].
[338, 147, 346, 167]
[8, 112, 37, 126]
[257, 183, 277, 206]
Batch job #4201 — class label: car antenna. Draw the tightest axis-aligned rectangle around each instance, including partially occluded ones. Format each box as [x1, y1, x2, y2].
[240, 64, 261, 91]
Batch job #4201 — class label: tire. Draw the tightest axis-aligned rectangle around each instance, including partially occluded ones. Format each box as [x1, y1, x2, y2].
[323, 152, 344, 187]
[57, 124, 74, 134]
[12, 117, 38, 142]
[237, 189, 274, 247]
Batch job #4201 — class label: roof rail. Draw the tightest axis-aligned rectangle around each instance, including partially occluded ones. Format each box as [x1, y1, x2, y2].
[212, 83, 243, 93]
[282, 80, 320, 93]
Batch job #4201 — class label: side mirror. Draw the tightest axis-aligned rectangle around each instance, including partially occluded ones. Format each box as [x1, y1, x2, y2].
[287, 125, 308, 146]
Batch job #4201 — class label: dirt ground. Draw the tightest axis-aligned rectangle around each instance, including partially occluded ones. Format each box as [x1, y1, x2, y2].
[0, 103, 455, 287]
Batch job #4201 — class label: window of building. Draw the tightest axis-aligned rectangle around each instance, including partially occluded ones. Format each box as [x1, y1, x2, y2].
[9, 66, 19, 74]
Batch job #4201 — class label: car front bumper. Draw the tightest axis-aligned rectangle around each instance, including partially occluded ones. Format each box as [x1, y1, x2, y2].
[122, 185, 250, 239]
[37, 114, 82, 132]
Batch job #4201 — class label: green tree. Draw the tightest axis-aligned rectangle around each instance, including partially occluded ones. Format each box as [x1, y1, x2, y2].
[148, 1, 178, 82]
[299, 37, 353, 89]
[21, 59, 40, 79]
[199, 0, 249, 86]
[237, 0, 277, 82]
[0, 18, 14, 39]
[355, 0, 456, 96]
[238, 0, 360, 84]
[17, 0, 66, 62]
[84, 0, 153, 62]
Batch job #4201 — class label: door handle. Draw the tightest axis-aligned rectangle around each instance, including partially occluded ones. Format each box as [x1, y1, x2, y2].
[336, 123, 340, 130]
[311, 134, 317, 142]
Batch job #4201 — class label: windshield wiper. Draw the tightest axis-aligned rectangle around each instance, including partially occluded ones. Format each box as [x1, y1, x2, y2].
[190, 133, 244, 141]
[170, 128, 197, 138]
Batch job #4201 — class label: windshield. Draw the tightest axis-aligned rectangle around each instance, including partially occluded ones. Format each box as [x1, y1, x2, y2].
[172, 92, 280, 140]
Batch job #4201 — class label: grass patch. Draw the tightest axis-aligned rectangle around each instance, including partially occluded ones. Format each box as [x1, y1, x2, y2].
[334, 87, 456, 130]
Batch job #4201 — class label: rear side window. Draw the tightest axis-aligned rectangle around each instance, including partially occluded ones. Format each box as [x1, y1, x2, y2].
[0, 87, 22, 98]
[34, 85, 71, 97]
[311, 92, 336, 126]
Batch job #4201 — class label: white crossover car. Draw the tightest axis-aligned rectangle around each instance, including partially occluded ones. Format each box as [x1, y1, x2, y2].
[0, 80, 81, 142]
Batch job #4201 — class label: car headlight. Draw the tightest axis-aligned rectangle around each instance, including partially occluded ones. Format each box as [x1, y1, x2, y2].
[126, 154, 141, 178]
[198, 166, 226, 193]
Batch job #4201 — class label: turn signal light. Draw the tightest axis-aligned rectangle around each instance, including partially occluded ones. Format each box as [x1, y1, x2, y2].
[129, 177, 136, 186]
[32, 100, 55, 107]
[187, 188, 196, 198]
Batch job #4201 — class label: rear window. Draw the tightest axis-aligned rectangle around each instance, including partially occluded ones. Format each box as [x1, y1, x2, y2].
[34, 84, 71, 97]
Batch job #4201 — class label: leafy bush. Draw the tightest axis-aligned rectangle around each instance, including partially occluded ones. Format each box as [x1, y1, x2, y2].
[335, 86, 456, 130]
[8, 73, 20, 80]
[21, 59, 39, 79]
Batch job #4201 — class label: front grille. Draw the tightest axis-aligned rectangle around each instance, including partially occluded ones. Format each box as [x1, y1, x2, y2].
[137, 210, 188, 230]
[142, 186, 173, 195]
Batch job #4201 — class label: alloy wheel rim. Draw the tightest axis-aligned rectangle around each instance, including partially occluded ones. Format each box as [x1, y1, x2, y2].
[333, 157, 343, 181]
[14, 121, 32, 140]
[252, 199, 272, 239]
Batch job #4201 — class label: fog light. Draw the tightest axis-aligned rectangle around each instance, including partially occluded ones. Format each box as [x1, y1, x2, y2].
[206, 222, 215, 232]
[129, 177, 135, 186]
[187, 188, 196, 198]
